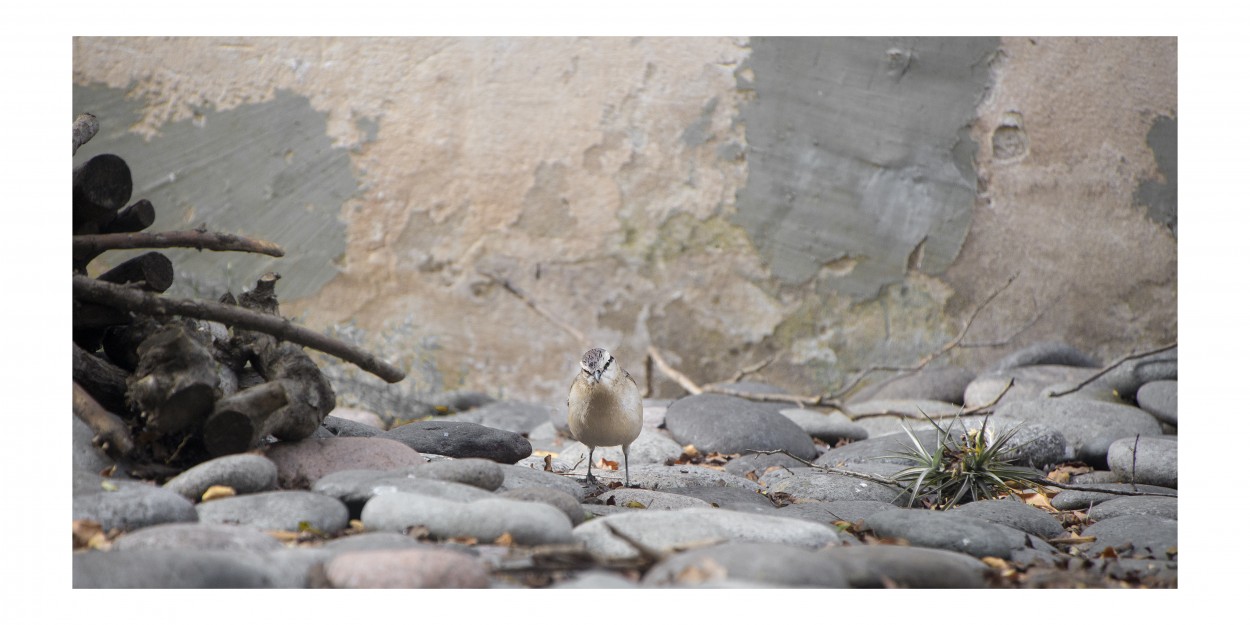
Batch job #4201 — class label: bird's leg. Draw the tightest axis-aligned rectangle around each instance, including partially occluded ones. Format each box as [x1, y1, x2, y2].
[585, 446, 598, 484]
[623, 444, 631, 488]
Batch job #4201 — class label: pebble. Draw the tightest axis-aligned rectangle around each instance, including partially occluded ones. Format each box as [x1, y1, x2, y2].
[74, 550, 275, 588]
[758, 466, 905, 504]
[394, 457, 505, 491]
[162, 453, 279, 501]
[820, 544, 991, 588]
[1078, 514, 1178, 559]
[848, 366, 976, 405]
[73, 479, 198, 532]
[444, 399, 554, 435]
[866, 508, 1054, 559]
[1135, 380, 1177, 426]
[642, 542, 849, 588]
[1099, 346, 1177, 396]
[659, 485, 778, 513]
[322, 548, 490, 588]
[948, 498, 1066, 538]
[311, 471, 496, 516]
[596, 488, 714, 511]
[559, 427, 684, 467]
[380, 420, 532, 464]
[573, 507, 844, 561]
[360, 492, 575, 545]
[196, 490, 350, 533]
[265, 436, 429, 489]
[780, 408, 868, 444]
[992, 398, 1161, 466]
[664, 394, 817, 459]
[964, 365, 1118, 406]
[72, 415, 114, 474]
[991, 341, 1101, 371]
[1051, 484, 1178, 509]
[426, 390, 497, 413]
[1087, 495, 1178, 522]
[327, 406, 387, 430]
[551, 571, 639, 588]
[111, 522, 284, 552]
[770, 500, 895, 527]
[722, 450, 811, 479]
[497, 464, 586, 499]
[1107, 435, 1177, 488]
[320, 415, 385, 438]
[611, 464, 763, 491]
[321, 532, 429, 552]
[498, 487, 586, 525]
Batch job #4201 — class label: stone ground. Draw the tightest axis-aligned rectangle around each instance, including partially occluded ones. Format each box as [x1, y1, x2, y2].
[72, 342, 1178, 589]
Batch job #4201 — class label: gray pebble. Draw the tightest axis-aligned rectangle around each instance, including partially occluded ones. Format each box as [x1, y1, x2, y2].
[74, 550, 274, 588]
[573, 507, 843, 561]
[821, 544, 991, 588]
[866, 508, 1050, 559]
[643, 542, 849, 588]
[1135, 380, 1177, 425]
[112, 522, 284, 552]
[361, 492, 575, 545]
[381, 420, 532, 464]
[196, 491, 349, 533]
[264, 437, 429, 489]
[162, 453, 278, 501]
[1107, 435, 1177, 488]
[780, 408, 868, 444]
[596, 488, 714, 511]
[948, 498, 1066, 538]
[73, 480, 198, 532]
[322, 548, 490, 588]
[759, 466, 905, 504]
[1079, 514, 1177, 560]
[664, 394, 817, 459]
[1087, 495, 1178, 522]
[1051, 484, 1178, 510]
[499, 487, 586, 525]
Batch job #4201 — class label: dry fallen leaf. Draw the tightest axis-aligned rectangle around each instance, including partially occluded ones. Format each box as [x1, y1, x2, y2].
[407, 525, 431, 540]
[349, 519, 365, 532]
[73, 519, 107, 550]
[494, 532, 514, 547]
[682, 444, 699, 456]
[99, 480, 118, 492]
[981, 556, 1011, 569]
[599, 458, 620, 471]
[673, 558, 727, 585]
[543, 454, 554, 472]
[448, 535, 479, 546]
[1017, 489, 1059, 512]
[625, 500, 648, 509]
[201, 485, 237, 502]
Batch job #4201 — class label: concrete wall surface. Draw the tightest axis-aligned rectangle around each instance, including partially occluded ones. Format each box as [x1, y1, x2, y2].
[72, 37, 1177, 416]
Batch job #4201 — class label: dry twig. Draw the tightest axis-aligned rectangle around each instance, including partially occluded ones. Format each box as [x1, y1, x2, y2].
[1046, 342, 1177, 398]
[480, 271, 589, 347]
[74, 229, 285, 260]
[72, 381, 134, 458]
[72, 275, 405, 383]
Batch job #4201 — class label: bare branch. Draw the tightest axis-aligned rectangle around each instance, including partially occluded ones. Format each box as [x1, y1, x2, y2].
[72, 381, 134, 458]
[646, 346, 705, 396]
[1046, 341, 1177, 398]
[74, 229, 285, 260]
[73, 113, 100, 155]
[72, 275, 405, 383]
[481, 271, 589, 347]
[743, 449, 901, 488]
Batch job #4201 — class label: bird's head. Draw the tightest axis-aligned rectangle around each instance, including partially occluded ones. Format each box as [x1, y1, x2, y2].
[580, 347, 616, 385]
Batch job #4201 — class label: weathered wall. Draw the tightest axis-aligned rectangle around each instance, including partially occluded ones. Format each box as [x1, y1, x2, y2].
[72, 37, 1177, 418]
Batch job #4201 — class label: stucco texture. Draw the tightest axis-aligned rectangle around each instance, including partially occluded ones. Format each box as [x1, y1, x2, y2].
[72, 37, 1176, 415]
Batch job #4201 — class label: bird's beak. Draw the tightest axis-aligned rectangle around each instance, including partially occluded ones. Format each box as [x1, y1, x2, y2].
[593, 370, 602, 383]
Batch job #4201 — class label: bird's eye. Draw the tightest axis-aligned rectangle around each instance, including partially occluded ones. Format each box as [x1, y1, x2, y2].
[605, 356, 614, 370]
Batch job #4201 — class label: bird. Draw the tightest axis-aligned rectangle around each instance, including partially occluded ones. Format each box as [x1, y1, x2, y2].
[567, 347, 643, 487]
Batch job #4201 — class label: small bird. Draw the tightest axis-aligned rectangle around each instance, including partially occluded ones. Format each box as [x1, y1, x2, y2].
[567, 347, 643, 486]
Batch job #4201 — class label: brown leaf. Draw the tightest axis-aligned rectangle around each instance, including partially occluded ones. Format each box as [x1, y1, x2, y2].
[407, 525, 431, 540]
[682, 444, 700, 456]
[672, 558, 727, 585]
[543, 454, 554, 472]
[201, 484, 236, 502]
[744, 470, 758, 482]
[1017, 489, 1059, 513]
[1047, 462, 1093, 483]
[73, 519, 107, 551]
[494, 532, 514, 547]
[599, 458, 619, 471]
[447, 535, 479, 546]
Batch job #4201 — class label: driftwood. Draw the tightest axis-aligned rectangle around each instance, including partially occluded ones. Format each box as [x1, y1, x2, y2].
[73, 229, 285, 268]
[73, 154, 133, 233]
[72, 343, 130, 415]
[73, 113, 99, 156]
[73, 381, 134, 458]
[73, 275, 404, 383]
[97, 251, 174, 293]
[203, 381, 290, 457]
[1046, 342, 1178, 398]
[100, 199, 156, 235]
[129, 322, 222, 434]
